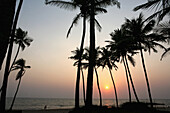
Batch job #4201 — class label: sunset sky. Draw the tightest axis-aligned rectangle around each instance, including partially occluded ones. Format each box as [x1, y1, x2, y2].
[0, 0, 170, 100]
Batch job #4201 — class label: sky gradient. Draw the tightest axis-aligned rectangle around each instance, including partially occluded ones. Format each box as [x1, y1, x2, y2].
[0, 0, 170, 100]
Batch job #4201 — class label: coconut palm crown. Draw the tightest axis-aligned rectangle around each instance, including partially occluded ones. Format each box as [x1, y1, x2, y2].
[134, 0, 170, 22]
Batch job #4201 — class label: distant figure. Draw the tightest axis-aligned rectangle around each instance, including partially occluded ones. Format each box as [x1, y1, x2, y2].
[44, 105, 47, 110]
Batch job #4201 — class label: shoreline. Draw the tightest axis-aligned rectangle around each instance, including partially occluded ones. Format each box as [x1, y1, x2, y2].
[22, 109, 72, 113]
[7, 109, 73, 113]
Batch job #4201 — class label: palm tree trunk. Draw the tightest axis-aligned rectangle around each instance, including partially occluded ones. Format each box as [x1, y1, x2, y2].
[140, 49, 153, 108]
[85, 0, 95, 107]
[81, 68, 86, 104]
[124, 56, 140, 102]
[122, 57, 131, 103]
[0, 0, 23, 112]
[95, 68, 102, 107]
[0, 0, 16, 70]
[75, 13, 86, 108]
[0, 38, 21, 94]
[9, 45, 21, 73]
[109, 69, 118, 108]
[9, 78, 22, 111]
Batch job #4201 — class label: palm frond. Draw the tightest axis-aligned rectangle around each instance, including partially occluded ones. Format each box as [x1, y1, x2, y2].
[66, 13, 82, 38]
[158, 6, 170, 21]
[16, 69, 25, 80]
[155, 20, 170, 36]
[142, 20, 155, 34]
[133, 0, 161, 11]
[94, 19, 102, 32]
[24, 38, 33, 46]
[11, 66, 22, 71]
[144, 10, 162, 22]
[160, 47, 170, 60]
[14, 58, 25, 66]
[95, 0, 120, 8]
[127, 55, 135, 67]
[46, 0, 77, 10]
[95, 7, 107, 14]
[21, 43, 26, 51]
[24, 66, 31, 69]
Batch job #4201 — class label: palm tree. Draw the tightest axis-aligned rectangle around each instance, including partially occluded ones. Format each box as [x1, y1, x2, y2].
[0, 0, 16, 70]
[134, 0, 170, 22]
[46, 0, 120, 107]
[8, 28, 33, 73]
[69, 48, 86, 104]
[0, 0, 23, 111]
[99, 47, 119, 107]
[106, 28, 140, 103]
[83, 47, 103, 107]
[85, 0, 120, 107]
[134, 0, 170, 60]
[155, 20, 170, 60]
[46, 0, 106, 108]
[9, 58, 31, 111]
[122, 13, 166, 107]
[0, 28, 33, 92]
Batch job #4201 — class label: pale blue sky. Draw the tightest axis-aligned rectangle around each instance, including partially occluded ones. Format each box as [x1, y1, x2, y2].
[0, 0, 170, 100]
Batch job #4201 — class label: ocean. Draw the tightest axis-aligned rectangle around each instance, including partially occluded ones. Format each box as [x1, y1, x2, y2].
[6, 98, 170, 110]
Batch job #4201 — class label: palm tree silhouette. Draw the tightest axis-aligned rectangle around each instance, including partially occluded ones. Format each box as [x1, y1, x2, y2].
[122, 13, 163, 107]
[0, 0, 23, 111]
[134, 0, 170, 22]
[155, 20, 170, 60]
[9, 58, 31, 111]
[83, 47, 103, 107]
[9, 28, 33, 73]
[0, 28, 33, 92]
[69, 48, 86, 104]
[86, 0, 120, 107]
[99, 47, 119, 107]
[46, 0, 120, 107]
[46, 0, 107, 108]
[106, 28, 140, 103]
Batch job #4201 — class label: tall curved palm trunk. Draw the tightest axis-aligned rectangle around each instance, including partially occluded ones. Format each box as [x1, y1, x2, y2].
[75, 14, 87, 108]
[9, 78, 22, 110]
[75, 16, 86, 108]
[140, 48, 153, 107]
[0, 0, 16, 70]
[95, 68, 102, 107]
[0, 45, 21, 93]
[109, 69, 118, 108]
[81, 68, 86, 104]
[0, 0, 23, 112]
[124, 56, 140, 102]
[122, 57, 131, 103]
[86, 0, 95, 107]
[9, 45, 21, 73]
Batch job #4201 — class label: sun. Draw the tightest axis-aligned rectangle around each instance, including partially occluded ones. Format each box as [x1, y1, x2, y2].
[105, 85, 109, 90]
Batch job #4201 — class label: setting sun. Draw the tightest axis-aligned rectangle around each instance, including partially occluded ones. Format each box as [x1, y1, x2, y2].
[105, 85, 109, 90]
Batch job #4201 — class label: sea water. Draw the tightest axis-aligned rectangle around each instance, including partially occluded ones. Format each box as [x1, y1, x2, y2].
[6, 98, 170, 110]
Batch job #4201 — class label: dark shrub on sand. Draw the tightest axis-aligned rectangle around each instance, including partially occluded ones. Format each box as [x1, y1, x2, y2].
[121, 102, 150, 111]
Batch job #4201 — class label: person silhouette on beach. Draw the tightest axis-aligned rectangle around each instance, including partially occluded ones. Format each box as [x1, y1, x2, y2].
[44, 105, 47, 110]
